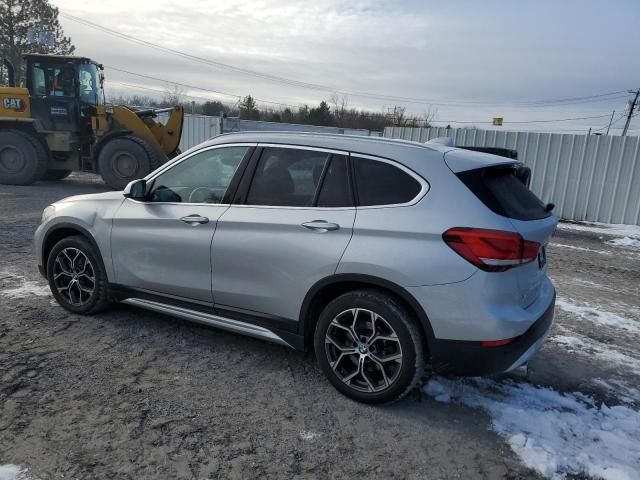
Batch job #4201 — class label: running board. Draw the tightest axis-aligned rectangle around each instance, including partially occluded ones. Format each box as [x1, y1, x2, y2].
[121, 298, 294, 349]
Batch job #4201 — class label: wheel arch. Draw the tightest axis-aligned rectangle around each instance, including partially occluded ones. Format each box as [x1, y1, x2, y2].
[300, 273, 435, 354]
[42, 223, 103, 276]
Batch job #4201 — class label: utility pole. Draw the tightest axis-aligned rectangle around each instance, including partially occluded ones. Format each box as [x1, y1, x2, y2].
[606, 110, 615, 135]
[622, 89, 640, 137]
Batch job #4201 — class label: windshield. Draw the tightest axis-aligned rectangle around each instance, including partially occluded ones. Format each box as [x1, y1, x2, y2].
[78, 63, 104, 105]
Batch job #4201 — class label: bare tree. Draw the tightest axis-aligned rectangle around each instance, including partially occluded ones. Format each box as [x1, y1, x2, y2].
[163, 83, 185, 106]
[329, 93, 349, 126]
[421, 105, 437, 127]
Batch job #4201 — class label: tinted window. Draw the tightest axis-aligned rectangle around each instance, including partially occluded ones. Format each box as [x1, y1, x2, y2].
[456, 166, 551, 220]
[353, 157, 421, 206]
[316, 155, 352, 207]
[246, 148, 329, 207]
[149, 146, 248, 203]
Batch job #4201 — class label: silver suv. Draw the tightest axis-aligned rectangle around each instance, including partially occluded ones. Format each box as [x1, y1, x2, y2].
[35, 132, 557, 403]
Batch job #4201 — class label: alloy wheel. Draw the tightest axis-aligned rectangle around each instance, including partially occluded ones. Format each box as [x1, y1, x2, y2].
[53, 248, 96, 306]
[324, 308, 403, 393]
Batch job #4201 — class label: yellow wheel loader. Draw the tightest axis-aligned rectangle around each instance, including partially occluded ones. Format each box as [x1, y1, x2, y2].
[0, 54, 183, 189]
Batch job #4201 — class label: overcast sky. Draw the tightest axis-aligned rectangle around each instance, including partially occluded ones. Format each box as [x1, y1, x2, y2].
[52, 0, 640, 133]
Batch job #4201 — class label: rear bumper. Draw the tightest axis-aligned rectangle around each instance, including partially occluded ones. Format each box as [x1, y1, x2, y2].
[429, 291, 555, 376]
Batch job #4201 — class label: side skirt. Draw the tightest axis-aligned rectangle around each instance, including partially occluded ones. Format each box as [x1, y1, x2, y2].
[122, 298, 296, 349]
[110, 285, 304, 350]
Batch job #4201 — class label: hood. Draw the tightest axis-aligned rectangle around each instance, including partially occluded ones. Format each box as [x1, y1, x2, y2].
[55, 190, 125, 204]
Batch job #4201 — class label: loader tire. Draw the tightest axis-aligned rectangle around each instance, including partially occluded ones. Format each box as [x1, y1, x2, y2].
[98, 135, 161, 190]
[0, 130, 48, 185]
[42, 169, 72, 181]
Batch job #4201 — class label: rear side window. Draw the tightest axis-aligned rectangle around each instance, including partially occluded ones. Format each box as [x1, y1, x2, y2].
[353, 156, 421, 206]
[246, 147, 330, 207]
[316, 155, 352, 207]
[457, 166, 550, 220]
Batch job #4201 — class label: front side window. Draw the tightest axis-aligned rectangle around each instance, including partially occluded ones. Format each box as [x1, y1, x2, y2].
[78, 64, 103, 105]
[30, 62, 76, 98]
[31, 66, 47, 96]
[149, 146, 248, 203]
[246, 147, 330, 207]
[353, 156, 422, 206]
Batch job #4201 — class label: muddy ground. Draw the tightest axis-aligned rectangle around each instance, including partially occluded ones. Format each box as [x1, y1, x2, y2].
[0, 174, 638, 479]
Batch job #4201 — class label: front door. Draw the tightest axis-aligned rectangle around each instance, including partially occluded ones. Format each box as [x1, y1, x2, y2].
[212, 146, 356, 322]
[111, 145, 252, 303]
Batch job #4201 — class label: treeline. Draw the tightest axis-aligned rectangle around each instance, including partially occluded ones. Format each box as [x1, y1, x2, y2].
[108, 93, 435, 132]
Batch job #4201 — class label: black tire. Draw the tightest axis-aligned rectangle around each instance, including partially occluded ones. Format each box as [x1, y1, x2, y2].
[46, 235, 111, 315]
[314, 289, 425, 404]
[42, 169, 72, 181]
[97, 135, 161, 190]
[0, 129, 48, 185]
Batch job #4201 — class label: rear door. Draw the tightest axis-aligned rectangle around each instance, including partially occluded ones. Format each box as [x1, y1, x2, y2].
[211, 145, 356, 323]
[451, 153, 557, 308]
[111, 144, 253, 303]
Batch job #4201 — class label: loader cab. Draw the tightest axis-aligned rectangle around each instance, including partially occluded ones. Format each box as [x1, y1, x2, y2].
[25, 54, 104, 134]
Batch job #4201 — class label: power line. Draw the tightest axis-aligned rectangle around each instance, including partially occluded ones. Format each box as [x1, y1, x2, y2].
[108, 65, 619, 127]
[60, 10, 631, 109]
[110, 80, 621, 134]
[106, 65, 300, 109]
[426, 113, 612, 125]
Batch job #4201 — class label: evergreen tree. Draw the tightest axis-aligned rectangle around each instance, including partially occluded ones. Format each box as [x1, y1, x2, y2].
[239, 95, 259, 120]
[0, 0, 74, 85]
[309, 100, 332, 126]
[202, 100, 226, 116]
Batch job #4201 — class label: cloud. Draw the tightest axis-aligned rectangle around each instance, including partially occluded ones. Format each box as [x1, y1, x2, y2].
[52, 0, 640, 132]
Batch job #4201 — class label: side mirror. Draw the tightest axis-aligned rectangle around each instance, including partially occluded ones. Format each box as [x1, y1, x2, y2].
[123, 179, 147, 200]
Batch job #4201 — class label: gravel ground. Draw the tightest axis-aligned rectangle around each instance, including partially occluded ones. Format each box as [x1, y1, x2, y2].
[1, 174, 638, 480]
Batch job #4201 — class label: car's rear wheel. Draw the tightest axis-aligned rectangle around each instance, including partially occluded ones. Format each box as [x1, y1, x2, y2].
[46, 235, 110, 314]
[314, 289, 425, 404]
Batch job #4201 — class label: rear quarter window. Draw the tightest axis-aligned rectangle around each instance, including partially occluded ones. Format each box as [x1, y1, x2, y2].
[353, 156, 422, 206]
[457, 166, 551, 220]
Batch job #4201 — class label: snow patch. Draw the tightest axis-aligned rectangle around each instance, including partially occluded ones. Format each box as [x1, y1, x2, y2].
[0, 465, 32, 480]
[0, 271, 51, 299]
[550, 333, 640, 375]
[549, 243, 612, 255]
[423, 377, 640, 480]
[556, 297, 640, 335]
[424, 379, 451, 403]
[593, 378, 640, 406]
[607, 237, 640, 250]
[299, 430, 321, 441]
[558, 221, 640, 239]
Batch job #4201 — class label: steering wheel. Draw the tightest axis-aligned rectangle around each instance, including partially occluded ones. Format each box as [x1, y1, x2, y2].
[188, 187, 220, 203]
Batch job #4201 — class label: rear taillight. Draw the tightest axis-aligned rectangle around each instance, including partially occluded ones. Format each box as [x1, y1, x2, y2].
[443, 227, 540, 272]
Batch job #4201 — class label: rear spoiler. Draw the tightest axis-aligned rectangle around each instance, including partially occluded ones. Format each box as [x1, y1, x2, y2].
[426, 137, 529, 186]
[457, 146, 518, 160]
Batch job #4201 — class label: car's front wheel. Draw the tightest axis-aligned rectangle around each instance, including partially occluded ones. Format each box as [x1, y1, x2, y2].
[314, 289, 425, 404]
[46, 235, 111, 314]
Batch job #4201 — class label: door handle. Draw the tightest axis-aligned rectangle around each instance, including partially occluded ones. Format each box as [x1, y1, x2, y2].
[302, 220, 340, 232]
[180, 214, 210, 225]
